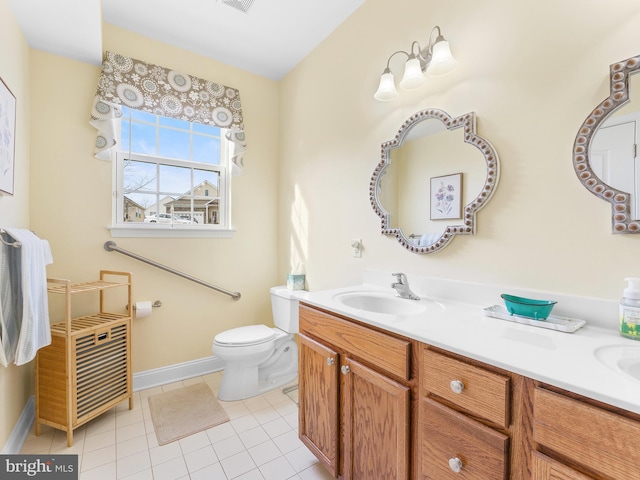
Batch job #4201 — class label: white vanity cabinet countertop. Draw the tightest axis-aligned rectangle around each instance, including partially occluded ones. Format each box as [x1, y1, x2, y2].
[294, 282, 640, 415]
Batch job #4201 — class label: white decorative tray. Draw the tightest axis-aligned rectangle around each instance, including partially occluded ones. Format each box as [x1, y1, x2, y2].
[484, 305, 586, 333]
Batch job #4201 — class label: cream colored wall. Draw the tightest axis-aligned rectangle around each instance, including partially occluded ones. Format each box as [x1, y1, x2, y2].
[0, 0, 32, 449]
[29, 24, 280, 374]
[279, 0, 640, 302]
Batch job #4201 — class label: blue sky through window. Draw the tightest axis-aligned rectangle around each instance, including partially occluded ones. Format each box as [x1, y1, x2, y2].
[121, 106, 222, 164]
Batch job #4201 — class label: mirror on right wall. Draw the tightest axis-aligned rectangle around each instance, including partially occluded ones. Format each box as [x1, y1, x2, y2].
[574, 54, 640, 233]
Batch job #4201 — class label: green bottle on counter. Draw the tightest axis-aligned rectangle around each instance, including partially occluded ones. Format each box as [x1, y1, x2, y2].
[620, 277, 640, 340]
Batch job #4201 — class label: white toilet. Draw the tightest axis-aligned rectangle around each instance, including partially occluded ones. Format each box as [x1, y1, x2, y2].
[213, 286, 299, 401]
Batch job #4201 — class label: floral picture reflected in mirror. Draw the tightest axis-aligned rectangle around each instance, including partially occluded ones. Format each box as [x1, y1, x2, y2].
[574, 54, 640, 233]
[370, 109, 500, 254]
[430, 173, 463, 220]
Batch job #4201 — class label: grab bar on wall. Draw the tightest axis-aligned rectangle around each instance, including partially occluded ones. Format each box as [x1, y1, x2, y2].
[104, 241, 241, 300]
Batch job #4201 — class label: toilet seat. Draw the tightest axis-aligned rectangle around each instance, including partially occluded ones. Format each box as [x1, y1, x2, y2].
[214, 325, 276, 347]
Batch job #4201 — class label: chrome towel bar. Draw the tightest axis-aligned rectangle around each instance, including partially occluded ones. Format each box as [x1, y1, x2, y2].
[0, 229, 22, 248]
[104, 241, 241, 300]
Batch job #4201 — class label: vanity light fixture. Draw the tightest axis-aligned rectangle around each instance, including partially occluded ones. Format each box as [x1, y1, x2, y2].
[373, 26, 458, 101]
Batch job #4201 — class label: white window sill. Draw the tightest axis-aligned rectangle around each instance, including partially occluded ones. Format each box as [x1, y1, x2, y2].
[108, 224, 235, 238]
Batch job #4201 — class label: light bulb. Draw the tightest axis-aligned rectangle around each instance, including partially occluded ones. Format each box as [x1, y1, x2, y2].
[428, 40, 457, 76]
[374, 71, 398, 101]
[399, 57, 426, 90]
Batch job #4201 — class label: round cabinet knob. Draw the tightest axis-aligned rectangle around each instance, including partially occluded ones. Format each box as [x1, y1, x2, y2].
[326, 357, 335, 366]
[450, 380, 465, 394]
[448, 457, 463, 473]
[341, 365, 351, 375]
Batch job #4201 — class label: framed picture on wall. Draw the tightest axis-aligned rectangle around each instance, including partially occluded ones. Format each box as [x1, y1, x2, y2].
[0, 76, 16, 196]
[430, 173, 462, 220]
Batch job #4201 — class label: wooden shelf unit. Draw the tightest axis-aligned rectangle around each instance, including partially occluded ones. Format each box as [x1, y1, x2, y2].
[35, 270, 133, 447]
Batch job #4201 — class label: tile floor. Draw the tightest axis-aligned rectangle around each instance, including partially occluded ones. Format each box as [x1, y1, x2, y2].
[20, 372, 334, 480]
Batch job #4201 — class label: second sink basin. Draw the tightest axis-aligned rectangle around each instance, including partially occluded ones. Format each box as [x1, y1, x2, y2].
[594, 344, 640, 382]
[332, 290, 442, 315]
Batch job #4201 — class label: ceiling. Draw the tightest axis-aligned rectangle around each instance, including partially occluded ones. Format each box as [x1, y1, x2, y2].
[7, 0, 365, 80]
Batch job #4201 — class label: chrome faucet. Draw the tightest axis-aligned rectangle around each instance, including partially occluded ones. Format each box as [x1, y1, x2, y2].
[391, 273, 420, 301]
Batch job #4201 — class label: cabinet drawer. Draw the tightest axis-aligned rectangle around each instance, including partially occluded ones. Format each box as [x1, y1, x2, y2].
[421, 398, 509, 480]
[299, 304, 411, 380]
[423, 348, 510, 428]
[534, 387, 640, 480]
[531, 452, 594, 480]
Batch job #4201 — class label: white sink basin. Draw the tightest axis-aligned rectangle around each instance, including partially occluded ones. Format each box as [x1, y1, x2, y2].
[332, 291, 442, 316]
[594, 345, 640, 381]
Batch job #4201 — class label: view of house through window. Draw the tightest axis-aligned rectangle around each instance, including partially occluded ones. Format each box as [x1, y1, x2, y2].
[116, 106, 230, 228]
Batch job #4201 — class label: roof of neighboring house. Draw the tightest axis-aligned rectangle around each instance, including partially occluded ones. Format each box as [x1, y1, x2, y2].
[123, 195, 145, 210]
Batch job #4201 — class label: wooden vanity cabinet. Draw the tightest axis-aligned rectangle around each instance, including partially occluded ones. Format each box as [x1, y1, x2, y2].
[298, 304, 412, 480]
[298, 303, 640, 480]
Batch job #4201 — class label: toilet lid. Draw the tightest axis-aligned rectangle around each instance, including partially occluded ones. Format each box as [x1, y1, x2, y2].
[214, 325, 276, 346]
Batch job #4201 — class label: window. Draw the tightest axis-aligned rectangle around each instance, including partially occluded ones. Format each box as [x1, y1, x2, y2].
[111, 107, 233, 237]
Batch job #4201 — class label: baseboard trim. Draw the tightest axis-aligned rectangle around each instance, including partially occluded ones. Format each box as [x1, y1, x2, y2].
[133, 355, 224, 391]
[1, 396, 35, 454]
[2, 356, 224, 454]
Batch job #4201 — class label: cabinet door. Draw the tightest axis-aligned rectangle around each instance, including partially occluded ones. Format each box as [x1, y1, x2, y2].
[532, 452, 594, 480]
[341, 357, 410, 480]
[534, 387, 640, 480]
[299, 334, 340, 477]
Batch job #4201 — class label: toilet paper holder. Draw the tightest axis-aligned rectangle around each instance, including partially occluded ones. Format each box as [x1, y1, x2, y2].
[126, 300, 162, 310]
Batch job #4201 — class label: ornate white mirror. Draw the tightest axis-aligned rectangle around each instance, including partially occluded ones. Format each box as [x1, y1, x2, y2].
[574, 55, 640, 233]
[370, 109, 500, 253]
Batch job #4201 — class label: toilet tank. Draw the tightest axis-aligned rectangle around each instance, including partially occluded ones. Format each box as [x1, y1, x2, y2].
[270, 286, 299, 333]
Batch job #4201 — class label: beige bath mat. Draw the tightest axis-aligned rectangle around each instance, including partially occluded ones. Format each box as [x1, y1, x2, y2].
[148, 383, 230, 445]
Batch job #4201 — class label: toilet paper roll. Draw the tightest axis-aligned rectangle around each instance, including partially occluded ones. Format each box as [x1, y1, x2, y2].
[135, 301, 153, 318]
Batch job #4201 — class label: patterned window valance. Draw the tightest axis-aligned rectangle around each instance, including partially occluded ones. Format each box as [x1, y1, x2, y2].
[90, 51, 246, 175]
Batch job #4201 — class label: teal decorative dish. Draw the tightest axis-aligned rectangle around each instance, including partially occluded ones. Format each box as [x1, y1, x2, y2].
[500, 294, 557, 320]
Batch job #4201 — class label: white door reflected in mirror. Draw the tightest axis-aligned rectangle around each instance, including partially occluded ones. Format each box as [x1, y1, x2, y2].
[591, 120, 638, 219]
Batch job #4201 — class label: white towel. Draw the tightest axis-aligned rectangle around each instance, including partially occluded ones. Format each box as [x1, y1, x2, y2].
[2, 229, 53, 366]
[418, 234, 440, 247]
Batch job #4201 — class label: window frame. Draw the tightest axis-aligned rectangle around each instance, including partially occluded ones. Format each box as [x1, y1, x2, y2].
[108, 113, 235, 239]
